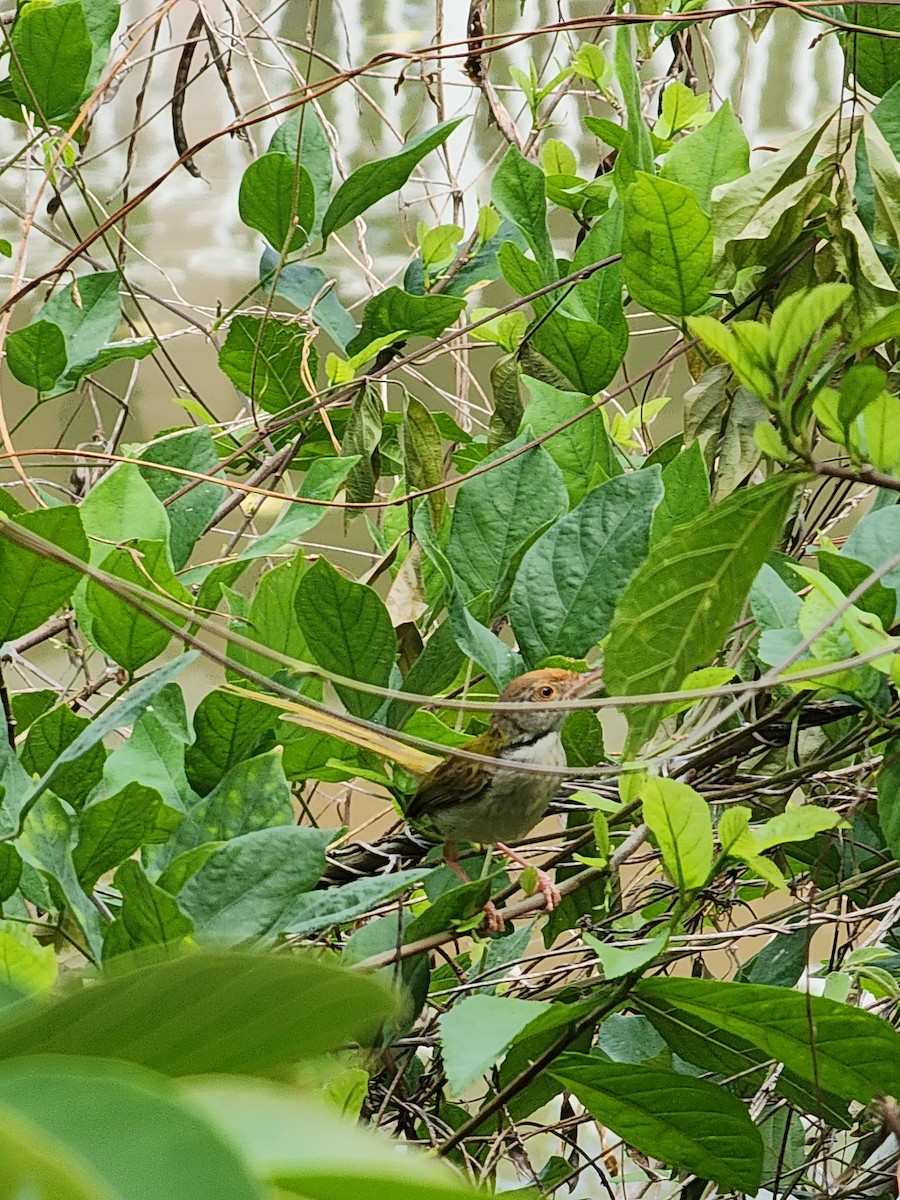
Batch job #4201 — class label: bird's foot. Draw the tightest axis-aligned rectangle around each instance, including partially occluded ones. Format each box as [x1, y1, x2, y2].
[481, 900, 507, 934]
[534, 869, 561, 913]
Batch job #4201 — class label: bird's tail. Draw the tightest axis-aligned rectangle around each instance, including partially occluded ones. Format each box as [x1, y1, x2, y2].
[319, 826, 437, 887]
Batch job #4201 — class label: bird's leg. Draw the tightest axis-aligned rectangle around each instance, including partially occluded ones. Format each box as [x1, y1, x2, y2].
[443, 841, 505, 934]
[495, 842, 561, 913]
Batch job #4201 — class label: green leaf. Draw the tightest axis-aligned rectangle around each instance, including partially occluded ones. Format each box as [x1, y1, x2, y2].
[321, 118, 464, 240]
[229, 549, 310, 683]
[640, 777, 713, 891]
[0, 505, 87, 641]
[0, 919, 56, 994]
[584, 930, 669, 980]
[176, 826, 333, 945]
[73, 784, 181, 889]
[842, 2, 900, 97]
[18, 795, 103, 958]
[186, 1077, 477, 1200]
[238, 458, 359, 562]
[185, 688, 278, 796]
[634, 976, 900, 1104]
[40, 270, 122, 376]
[85, 539, 191, 672]
[447, 433, 567, 605]
[78, 463, 170, 561]
[341, 384, 382, 507]
[660, 100, 749, 211]
[218, 315, 317, 415]
[138, 428, 226, 571]
[438, 995, 550, 1095]
[284, 868, 430, 938]
[605, 474, 797, 753]
[844, 506, 900, 606]
[0, 1056, 262, 1200]
[107, 858, 194, 955]
[9, 0, 92, 121]
[294, 557, 395, 719]
[518, 378, 619, 504]
[612, 24, 654, 189]
[550, 1054, 763, 1193]
[402, 395, 445, 526]
[878, 741, 900, 863]
[346, 288, 465, 357]
[509, 468, 662, 665]
[651, 440, 710, 542]
[769, 283, 852, 377]
[18, 654, 198, 821]
[491, 145, 556, 282]
[0, 950, 394, 1075]
[239, 153, 315, 251]
[260, 249, 356, 351]
[5, 319, 67, 391]
[19, 703, 106, 809]
[268, 109, 333, 235]
[622, 173, 712, 316]
[569, 203, 628, 355]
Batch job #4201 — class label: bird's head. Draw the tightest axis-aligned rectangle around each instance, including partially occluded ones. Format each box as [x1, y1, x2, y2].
[491, 667, 602, 740]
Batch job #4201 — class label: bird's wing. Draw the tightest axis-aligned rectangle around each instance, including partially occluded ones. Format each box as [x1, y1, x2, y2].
[404, 754, 487, 823]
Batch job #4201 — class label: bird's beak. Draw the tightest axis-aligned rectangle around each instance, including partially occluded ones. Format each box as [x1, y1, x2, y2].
[567, 666, 604, 698]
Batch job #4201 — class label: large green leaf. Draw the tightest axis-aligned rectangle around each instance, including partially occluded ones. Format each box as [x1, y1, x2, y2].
[346, 288, 466, 357]
[176, 826, 334, 945]
[550, 1054, 763, 1193]
[651, 440, 711, 542]
[40, 271, 122, 374]
[446, 433, 567, 605]
[106, 858, 194, 956]
[19, 702, 105, 809]
[605, 474, 797, 753]
[640, 776, 713, 892]
[184, 688, 278, 796]
[634, 976, 900, 1104]
[518, 378, 619, 504]
[268, 109, 333, 236]
[0, 506, 88, 641]
[138, 428, 226, 571]
[294, 557, 395, 718]
[186, 1078, 477, 1200]
[284, 868, 431, 938]
[660, 100, 750, 211]
[438, 995, 550, 1095]
[228, 548, 310, 684]
[85, 539, 191, 672]
[0, 952, 394, 1075]
[509, 468, 662, 665]
[235, 457, 360, 562]
[218, 315, 317, 415]
[491, 145, 556, 283]
[842, 2, 900, 97]
[622, 173, 712, 316]
[0, 1057, 262, 1200]
[9, 0, 92, 121]
[322, 118, 464, 240]
[239, 153, 315, 252]
[73, 784, 181, 889]
[5, 319, 67, 390]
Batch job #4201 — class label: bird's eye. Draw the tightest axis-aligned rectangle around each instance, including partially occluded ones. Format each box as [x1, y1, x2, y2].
[537, 685, 555, 699]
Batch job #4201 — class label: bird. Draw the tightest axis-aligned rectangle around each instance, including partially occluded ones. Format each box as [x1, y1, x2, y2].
[403, 666, 603, 932]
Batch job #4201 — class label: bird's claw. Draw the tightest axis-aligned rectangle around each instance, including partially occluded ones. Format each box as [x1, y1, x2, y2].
[535, 869, 561, 913]
[481, 900, 507, 934]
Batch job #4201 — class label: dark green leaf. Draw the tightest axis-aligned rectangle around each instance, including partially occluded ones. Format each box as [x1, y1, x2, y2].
[19, 704, 106, 810]
[284, 868, 430, 937]
[634, 976, 900, 1104]
[447, 433, 567, 605]
[228, 549, 309, 682]
[0, 505, 88, 641]
[0, 950, 394, 1074]
[605, 474, 797, 753]
[518, 378, 619, 504]
[85, 539, 191, 672]
[218, 315, 317, 415]
[73, 784, 181, 889]
[294, 557, 395, 718]
[5, 320, 67, 391]
[623, 173, 712, 316]
[346, 288, 465, 357]
[0, 845, 22, 903]
[551, 1053, 763, 1193]
[878, 740, 900, 863]
[185, 688, 278, 796]
[651, 441, 711, 543]
[843, 2, 900, 97]
[510, 468, 662, 665]
[177, 826, 333, 944]
[239, 153, 314, 252]
[817, 549, 895, 628]
[402, 396, 445, 526]
[322, 118, 464, 240]
[342, 384, 382, 506]
[268, 109, 333, 235]
[9, 0, 92, 121]
[138, 428, 226, 571]
[106, 859, 193, 955]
